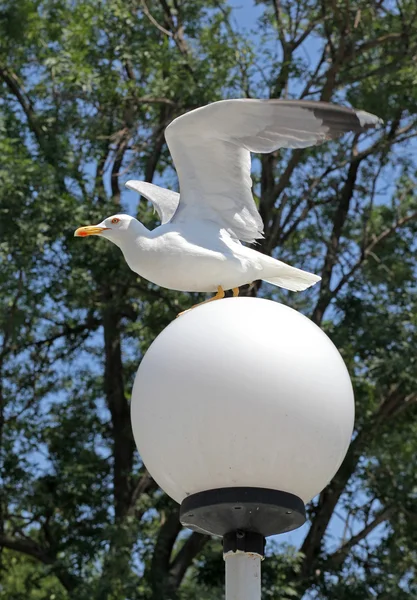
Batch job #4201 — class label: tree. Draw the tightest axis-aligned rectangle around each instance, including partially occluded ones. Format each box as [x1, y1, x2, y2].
[1, 0, 417, 598]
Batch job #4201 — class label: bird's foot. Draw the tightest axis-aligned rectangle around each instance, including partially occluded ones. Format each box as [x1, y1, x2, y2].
[177, 286, 226, 317]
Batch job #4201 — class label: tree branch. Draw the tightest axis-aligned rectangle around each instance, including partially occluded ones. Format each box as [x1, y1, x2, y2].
[22, 314, 101, 351]
[312, 156, 362, 324]
[102, 305, 135, 520]
[325, 506, 394, 568]
[331, 209, 417, 298]
[111, 131, 131, 204]
[141, 0, 173, 37]
[127, 470, 158, 519]
[158, 0, 194, 72]
[272, 0, 288, 49]
[0, 535, 80, 592]
[169, 532, 208, 589]
[297, 386, 414, 589]
[150, 508, 183, 599]
[0, 66, 45, 152]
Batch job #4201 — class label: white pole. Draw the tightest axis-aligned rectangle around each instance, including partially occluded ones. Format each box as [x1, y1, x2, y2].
[224, 550, 262, 600]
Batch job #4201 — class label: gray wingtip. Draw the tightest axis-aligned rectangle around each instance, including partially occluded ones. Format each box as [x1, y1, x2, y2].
[355, 110, 384, 129]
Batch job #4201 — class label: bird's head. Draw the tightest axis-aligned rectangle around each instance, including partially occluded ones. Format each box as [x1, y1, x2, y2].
[74, 214, 140, 246]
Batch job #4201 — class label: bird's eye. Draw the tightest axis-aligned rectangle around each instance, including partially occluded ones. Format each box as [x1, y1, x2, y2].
[111, 218, 120, 224]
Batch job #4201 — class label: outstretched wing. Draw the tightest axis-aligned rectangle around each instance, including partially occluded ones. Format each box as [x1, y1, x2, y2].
[165, 99, 383, 243]
[125, 180, 180, 224]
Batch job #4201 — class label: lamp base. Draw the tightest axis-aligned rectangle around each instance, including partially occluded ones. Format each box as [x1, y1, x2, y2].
[180, 487, 306, 541]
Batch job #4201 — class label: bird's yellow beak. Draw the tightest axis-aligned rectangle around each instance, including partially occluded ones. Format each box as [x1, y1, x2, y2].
[74, 226, 110, 237]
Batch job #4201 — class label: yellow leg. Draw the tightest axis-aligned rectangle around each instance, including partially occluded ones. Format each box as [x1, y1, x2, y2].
[232, 287, 239, 297]
[177, 286, 225, 317]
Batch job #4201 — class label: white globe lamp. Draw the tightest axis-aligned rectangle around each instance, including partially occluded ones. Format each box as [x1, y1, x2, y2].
[131, 297, 354, 600]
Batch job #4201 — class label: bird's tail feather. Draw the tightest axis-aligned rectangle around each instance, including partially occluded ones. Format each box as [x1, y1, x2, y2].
[262, 262, 321, 292]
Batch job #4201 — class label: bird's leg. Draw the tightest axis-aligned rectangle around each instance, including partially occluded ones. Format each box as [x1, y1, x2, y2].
[232, 287, 239, 297]
[177, 286, 225, 317]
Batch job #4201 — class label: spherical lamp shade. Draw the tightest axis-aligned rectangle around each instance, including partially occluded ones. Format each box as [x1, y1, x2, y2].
[131, 298, 354, 505]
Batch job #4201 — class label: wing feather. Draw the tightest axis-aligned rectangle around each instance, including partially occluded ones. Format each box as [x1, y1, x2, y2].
[125, 180, 180, 224]
[165, 99, 382, 242]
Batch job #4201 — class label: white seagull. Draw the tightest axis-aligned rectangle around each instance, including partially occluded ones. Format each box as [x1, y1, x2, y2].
[75, 99, 382, 314]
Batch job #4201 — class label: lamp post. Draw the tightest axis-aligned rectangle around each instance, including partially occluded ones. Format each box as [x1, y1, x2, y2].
[131, 297, 355, 599]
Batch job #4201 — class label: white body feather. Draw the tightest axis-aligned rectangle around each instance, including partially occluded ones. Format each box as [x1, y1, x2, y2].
[111, 220, 320, 293]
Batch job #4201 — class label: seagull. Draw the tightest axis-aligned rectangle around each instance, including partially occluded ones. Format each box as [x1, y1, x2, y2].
[74, 99, 382, 314]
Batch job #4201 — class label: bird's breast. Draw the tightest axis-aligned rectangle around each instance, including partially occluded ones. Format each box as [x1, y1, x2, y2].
[119, 232, 252, 293]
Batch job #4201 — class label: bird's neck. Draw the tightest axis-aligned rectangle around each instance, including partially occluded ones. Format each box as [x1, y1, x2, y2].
[118, 223, 155, 278]
[112, 220, 151, 249]
[131, 219, 151, 240]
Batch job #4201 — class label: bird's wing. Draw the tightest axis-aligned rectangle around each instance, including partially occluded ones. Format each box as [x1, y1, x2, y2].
[165, 99, 383, 243]
[125, 180, 180, 224]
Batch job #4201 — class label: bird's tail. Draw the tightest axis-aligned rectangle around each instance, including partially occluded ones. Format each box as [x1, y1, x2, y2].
[262, 260, 321, 292]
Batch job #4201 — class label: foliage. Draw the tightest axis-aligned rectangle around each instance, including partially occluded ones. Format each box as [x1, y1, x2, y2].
[1, 0, 417, 598]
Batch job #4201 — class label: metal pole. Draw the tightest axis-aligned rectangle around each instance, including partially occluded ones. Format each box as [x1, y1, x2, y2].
[224, 550, 262, 600]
